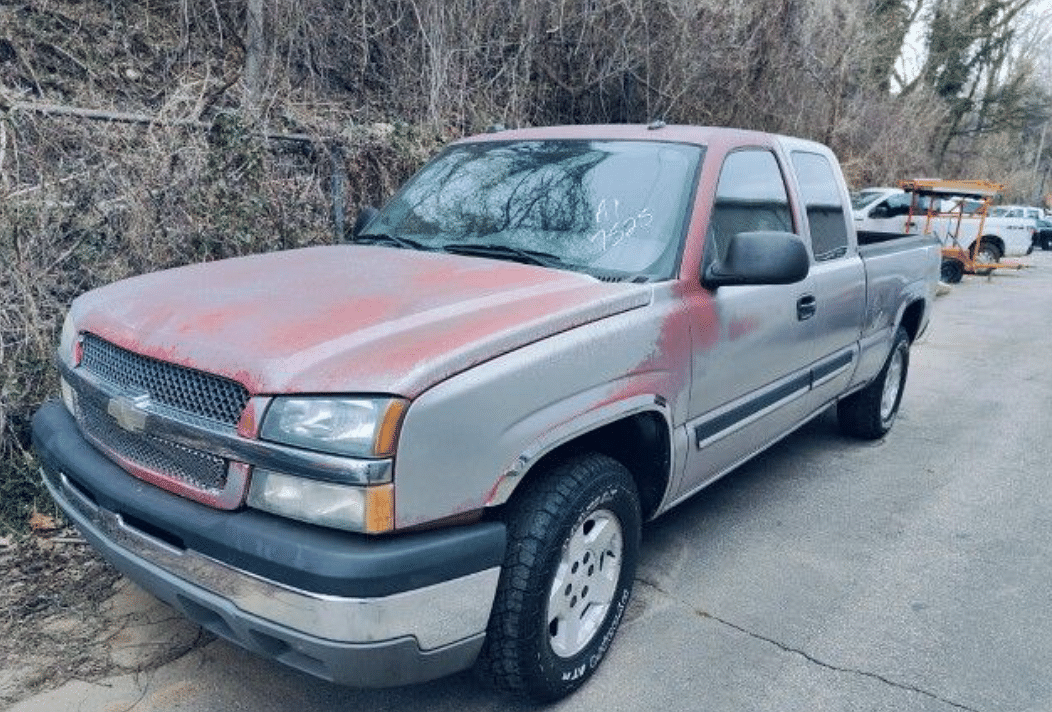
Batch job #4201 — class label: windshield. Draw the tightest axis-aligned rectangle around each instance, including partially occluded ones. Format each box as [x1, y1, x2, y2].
[850, 189, 888, 211]
[365, 140, 703, 281]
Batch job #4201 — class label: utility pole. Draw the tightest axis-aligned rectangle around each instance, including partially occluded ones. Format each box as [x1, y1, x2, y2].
[1033, 121, 1047, 206]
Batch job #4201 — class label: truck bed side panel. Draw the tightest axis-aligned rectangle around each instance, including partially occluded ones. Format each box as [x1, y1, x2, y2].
[853, 234, 940, 387]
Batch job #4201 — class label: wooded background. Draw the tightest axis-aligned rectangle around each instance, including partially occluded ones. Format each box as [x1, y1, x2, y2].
[1, 0, 1049, 530]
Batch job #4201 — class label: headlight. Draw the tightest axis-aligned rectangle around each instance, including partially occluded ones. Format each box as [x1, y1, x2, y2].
[260, 397, 407, 458]
[247, 468, 394, 533]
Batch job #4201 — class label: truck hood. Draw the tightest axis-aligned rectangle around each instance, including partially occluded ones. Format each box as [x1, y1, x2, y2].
[70, 245, 651, 397]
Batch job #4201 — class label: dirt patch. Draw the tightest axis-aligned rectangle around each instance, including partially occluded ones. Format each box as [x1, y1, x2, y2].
[0, 528, 211, 708]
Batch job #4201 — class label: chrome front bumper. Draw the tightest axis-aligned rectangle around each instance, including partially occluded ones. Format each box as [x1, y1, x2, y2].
[43, 465, 499, 686]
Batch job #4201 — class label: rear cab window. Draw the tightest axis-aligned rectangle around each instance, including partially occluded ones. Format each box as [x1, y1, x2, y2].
[790, 151, 849, 261]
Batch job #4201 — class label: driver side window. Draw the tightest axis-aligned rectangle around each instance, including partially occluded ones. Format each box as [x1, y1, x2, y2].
[707, 150, 794, 266]
[874, 193, 913, 218]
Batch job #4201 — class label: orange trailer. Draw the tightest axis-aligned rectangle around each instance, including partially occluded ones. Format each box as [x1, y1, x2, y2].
[898, 178, 1024, 283]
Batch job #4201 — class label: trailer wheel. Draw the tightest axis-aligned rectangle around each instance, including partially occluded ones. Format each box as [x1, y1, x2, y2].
[940, 258, 964, 284]
[475, 454, 640, 701]
[838, 327, 910, 440]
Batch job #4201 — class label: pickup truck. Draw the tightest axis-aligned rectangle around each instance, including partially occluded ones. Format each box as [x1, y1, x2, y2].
[33, 125, 940, 701]
[853, 186, 1035, 261]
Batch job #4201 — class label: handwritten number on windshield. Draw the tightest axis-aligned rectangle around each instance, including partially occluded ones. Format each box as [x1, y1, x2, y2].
[591, 200, 653, 251]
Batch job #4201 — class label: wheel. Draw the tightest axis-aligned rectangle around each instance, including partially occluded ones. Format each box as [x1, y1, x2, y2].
[838, 326, 910, 440]
[475, 453, 641, 701]
[1042, 234, 1052, 251]
[972, 240, 1000, 275]
[940, 258, 964, 284]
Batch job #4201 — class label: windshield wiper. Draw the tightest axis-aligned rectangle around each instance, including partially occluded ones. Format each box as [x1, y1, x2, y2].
[355, 232, 430, 251]
[442, 242, 567, 268]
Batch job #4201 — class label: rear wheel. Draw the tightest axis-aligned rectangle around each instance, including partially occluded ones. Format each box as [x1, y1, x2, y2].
[475, 453, 641, 701]
[838, 327, 910, 440]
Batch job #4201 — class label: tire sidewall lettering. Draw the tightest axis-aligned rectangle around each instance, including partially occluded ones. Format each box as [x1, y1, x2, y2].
[544, 481, 637, 692]
[881, 339, 909, 429]
[589, 587, 631, 669]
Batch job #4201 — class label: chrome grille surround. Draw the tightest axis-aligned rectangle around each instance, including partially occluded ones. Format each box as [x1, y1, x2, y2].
[59, 336, 394, 503]
[80, 334, 249, 427]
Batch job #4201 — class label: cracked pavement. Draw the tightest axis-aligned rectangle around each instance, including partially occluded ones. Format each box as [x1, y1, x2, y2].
[9, 254, 1052, 711]
[635, 578, 981, 712]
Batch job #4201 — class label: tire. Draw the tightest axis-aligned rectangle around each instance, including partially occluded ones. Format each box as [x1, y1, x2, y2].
[475, 453, 641, 701]
[838, 326, 910, 440]
[1042, 234, 1052, 251]
[940, 258, 964, 284]
[972, 240, 1000, 275]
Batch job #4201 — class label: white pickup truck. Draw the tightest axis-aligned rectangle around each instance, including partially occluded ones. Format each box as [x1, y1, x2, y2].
[852, 187, 1035, 261]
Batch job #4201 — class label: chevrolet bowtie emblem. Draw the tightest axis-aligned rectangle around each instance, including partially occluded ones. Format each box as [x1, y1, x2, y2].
[107, 394, 150, 433]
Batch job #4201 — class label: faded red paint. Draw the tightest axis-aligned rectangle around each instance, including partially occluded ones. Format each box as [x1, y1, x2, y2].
[237, 397, 270, 439]
[71, 246, 650, 399]
[728, 315, 760, 341]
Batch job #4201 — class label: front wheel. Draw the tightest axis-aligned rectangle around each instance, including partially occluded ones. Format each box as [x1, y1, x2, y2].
[838, 327, 910, 440]
[475, 453, 641, 701]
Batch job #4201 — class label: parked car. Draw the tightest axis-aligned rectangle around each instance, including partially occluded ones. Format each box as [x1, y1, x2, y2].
[1035, 218, 1052, 250]
[991, 204, 1045, 221]
[34, 125, 941, 701]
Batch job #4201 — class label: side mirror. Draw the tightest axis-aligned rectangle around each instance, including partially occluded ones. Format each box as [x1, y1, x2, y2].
[351, 206, 380, 239]
[703, 231, 810, 288]
[869, 203, 889, 219]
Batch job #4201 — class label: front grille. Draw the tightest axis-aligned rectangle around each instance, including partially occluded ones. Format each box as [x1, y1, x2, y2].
[80, 400, 228, 491]
[80, 334, 249, 426]
[74, 334, 249, 504]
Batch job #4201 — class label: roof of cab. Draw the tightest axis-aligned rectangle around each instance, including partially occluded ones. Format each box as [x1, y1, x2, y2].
[452, 123, 816, 152]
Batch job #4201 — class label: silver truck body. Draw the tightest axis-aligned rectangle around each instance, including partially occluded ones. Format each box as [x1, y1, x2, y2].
[34, 125, 940, 696]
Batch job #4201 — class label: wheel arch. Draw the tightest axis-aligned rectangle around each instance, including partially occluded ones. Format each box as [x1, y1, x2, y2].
[971, 235, 1004, 257]
[495, 407, 673, 522]
[898, 298, 927, 343]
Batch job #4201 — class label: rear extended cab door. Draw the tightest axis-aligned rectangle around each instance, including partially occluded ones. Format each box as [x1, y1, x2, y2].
[784, 141, 866, 405]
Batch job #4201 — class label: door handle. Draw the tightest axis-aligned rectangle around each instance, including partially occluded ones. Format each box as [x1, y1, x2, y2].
[797, 294, 817, 321]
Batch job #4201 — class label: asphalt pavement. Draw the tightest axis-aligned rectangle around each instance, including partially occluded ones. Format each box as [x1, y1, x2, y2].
[12, 250, 1052, 712]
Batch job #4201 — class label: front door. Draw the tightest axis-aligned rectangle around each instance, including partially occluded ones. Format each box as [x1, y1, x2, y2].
[677, 148, 819, 501]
